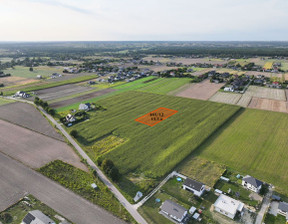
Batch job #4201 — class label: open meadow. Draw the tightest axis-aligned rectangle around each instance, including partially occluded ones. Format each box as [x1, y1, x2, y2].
[69, 91, 240, 199]
[209, 92, 242, 104]
[196, 108, 288, 195]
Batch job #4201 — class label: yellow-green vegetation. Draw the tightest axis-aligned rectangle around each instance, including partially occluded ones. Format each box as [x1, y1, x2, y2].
[138, 178, 218, 224]
[178, 157, 226, 187]
[197, 109, 288, 195]
[264, 62, 274, 70]
[69, 91, 240, 199]
[137, 78, 191, 95]
[0, 98, 13, 106]
[0, 195, 66, 224]
[38, 160, 135, 223]
[86, 135, 126, 161]
[91, 81, 126, 89]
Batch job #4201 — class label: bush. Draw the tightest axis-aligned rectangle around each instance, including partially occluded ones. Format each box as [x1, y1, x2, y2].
[101, 159, 114, 173]
[0, 213, 13, 223]
[48, 108, 56, 116]
[70, 130, 78, 138]
[109, 166, 120, 181]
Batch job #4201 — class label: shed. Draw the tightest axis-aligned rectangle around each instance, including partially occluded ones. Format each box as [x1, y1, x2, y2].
[189, 206, 197, 214]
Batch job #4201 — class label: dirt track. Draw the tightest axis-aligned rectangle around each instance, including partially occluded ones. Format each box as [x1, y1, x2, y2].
[0, 119, 87, 171]
[0, 102, 63, 141]
[50, 88, 116, 108]
[175, 79, 224, 100]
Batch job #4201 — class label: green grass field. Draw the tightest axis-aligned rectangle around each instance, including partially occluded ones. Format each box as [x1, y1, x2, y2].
[69, 91, 240, 199]
[177, 157, 225, 187]
[38, 160, 135, 223]
[56, 77, 191, 112]
[137, 78, 191, 95]
[3, 66, 64, 78]
[196, 109, 288, 195]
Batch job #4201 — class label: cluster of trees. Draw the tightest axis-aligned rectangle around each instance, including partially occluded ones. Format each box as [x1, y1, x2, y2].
[98, 159, 120, 181]
[34, 97, 55, 115]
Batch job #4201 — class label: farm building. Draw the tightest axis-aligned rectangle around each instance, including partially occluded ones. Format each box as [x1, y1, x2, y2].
[182, 178, 205, 197]
[66, 114, 75, 123]
[79, 103, 91, 111]
[160, 200, 187, 223]
[21, 210, 55, 224]
[242, 175, 263, 193]
[278, 202, 288, 217]
[214, 194, 244, 219]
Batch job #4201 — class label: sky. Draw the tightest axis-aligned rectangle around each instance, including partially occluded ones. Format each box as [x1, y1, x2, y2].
[0, 0, 288, 41]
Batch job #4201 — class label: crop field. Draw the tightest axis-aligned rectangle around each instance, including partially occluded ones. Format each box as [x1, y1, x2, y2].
[0, 76, 37, 87]
[3, 66, 64, 78]
[143, 56, 227, 65]
[197, 109, 288, 195]
[209, 92, 242, 104]
[137, 78, 191, 95]
[0, 102, 63, 140]
[248, 97, 287, 113]
[0, 98, 13, 106]
[70, 91, 240, 198]
[236, 94, 252, 107]
[263, 62, 274, 70]
[244, 86, 286, 101]
[35, 84, 93, 101]
[174, 79, 224, 100]
[177, 157, 225, 187]
[0, 119, 87, 171]
[50, 88, 116, 108]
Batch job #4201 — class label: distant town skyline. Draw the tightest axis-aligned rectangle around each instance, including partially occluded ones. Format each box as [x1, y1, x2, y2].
[1, 0, 287, 41]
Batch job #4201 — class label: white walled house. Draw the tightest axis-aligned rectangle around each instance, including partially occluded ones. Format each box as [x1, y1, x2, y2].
[214, 194, 244, 219]
[160, 200, 187, 223]
[182, 178, 205, 197]
[242, 175, 263, 193]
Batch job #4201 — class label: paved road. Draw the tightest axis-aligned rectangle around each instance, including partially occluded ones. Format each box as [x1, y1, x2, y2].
[38, 106, 148, 224]
[0, 152, 126, 224]
[255, 187, 273, 224]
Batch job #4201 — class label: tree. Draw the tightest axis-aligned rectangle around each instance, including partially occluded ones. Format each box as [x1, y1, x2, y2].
[108, 166, 120, 181]
[29, 67, 33, 72]
[0, 213, 13, 223]
[70, 130, 78, 138]
[48, 108, 56, 116]
[101, 159, 114, 173]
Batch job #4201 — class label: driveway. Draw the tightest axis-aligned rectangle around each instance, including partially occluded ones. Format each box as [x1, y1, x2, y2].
[0, 152, 126, 224]
[255, 187, 273, 224]
[268, 201, 279, 216]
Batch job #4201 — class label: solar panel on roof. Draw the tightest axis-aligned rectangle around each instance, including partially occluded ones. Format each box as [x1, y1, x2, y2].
[23, 213, 35, 224]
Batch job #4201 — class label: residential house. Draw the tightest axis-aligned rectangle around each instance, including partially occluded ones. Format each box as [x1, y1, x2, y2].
[66, 114, 75, 123]
[182, 178, 205, 197]
[79, 103, 91, 111]
[278, 202, 288, 217]
[160, 200, 187, 223]
[214, 194, 244, 219]
[21, 210, 55, 224]
[242, 175, 263, 193]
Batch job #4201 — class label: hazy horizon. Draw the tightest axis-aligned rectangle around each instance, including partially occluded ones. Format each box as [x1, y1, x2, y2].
[1, 0, 288, 41]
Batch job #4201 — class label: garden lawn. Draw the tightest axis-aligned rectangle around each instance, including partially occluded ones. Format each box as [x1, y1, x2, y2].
[197, 108, 288, 195]
[69, 91, 240, 198]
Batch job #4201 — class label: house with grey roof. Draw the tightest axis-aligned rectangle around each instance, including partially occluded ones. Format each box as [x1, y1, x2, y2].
[278, 201, 288, 217]
[242, 175, 263, 193]
[21, 210, 55, 224]
[160, 200, 188, 223]
[182, 178, 205, 197]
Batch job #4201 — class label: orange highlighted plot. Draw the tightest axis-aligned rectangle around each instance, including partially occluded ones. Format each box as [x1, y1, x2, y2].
[135, 107, 178, 127]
